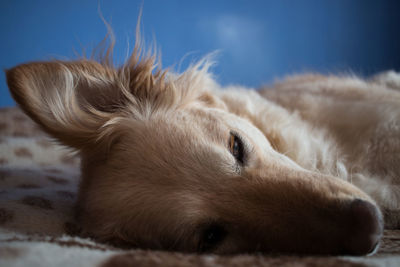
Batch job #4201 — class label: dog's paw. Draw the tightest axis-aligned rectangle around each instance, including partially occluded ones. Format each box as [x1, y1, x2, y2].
[371, 70, 400, 90]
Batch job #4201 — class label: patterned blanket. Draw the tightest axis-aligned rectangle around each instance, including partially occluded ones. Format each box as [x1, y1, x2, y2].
[1, 107, 400, 267]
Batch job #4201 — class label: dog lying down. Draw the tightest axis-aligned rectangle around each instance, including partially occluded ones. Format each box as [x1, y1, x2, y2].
[6, 41, 400, 256]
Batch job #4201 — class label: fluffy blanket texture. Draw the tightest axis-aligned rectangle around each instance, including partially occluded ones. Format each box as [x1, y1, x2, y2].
[1, 107, 400, 267]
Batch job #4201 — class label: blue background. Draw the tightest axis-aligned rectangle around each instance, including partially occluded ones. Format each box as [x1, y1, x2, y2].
[1, 0, 400, 107]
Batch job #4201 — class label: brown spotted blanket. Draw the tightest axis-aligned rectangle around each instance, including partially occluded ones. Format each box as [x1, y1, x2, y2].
[1, 106, 400, 267]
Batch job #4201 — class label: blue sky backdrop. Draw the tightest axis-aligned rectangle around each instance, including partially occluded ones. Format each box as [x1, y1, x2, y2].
[1, 0, 400, 107]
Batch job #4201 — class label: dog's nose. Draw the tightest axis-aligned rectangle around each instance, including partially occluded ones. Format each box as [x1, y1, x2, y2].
[343, 199, 383, 255]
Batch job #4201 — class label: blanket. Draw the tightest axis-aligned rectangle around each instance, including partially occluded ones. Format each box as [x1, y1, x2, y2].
[1, 107, 400, 267]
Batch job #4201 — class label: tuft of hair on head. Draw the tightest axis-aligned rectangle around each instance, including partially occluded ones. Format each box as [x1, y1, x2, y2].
[6, 11, 217, 152]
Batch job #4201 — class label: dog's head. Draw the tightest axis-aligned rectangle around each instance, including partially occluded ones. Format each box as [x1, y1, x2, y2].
[6, 50, 383, 255]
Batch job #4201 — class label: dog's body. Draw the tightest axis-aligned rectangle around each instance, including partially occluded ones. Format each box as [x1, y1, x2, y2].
[6, 43, 400, 255]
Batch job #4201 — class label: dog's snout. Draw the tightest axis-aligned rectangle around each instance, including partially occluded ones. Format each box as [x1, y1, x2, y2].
[343, 199, 383, 255]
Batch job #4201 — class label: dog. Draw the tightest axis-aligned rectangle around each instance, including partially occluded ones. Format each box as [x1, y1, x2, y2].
[6, 37, 400, 256]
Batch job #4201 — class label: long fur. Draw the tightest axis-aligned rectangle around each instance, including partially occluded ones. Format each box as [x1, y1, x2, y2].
[6, 30, 400, 255]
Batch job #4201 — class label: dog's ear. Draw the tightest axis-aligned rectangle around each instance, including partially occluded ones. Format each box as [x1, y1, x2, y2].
[6, 60, 126, 149]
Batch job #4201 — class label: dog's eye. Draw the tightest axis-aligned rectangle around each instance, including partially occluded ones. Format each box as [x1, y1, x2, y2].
[199, 224, 227, 252]
[229, 133, 244, 164]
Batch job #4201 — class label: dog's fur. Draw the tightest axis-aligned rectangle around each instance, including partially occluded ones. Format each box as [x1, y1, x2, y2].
[6, 37, 400, 255]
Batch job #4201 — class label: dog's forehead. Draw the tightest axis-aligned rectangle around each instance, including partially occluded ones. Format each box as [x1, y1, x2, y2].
[109, 111, 240, 193]
[171, 106, 273, 160]
[185, 107, 272, 150]
[183, 108, 228, 135]
[122, 108, 229, 153]
[133, 107, 230, 147]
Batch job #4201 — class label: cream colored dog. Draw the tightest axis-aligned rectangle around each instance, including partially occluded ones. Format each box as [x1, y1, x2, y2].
[6, 40, 400, 255]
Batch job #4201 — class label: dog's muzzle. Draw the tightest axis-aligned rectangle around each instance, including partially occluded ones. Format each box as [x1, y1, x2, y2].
[342, 199, 383, 255]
